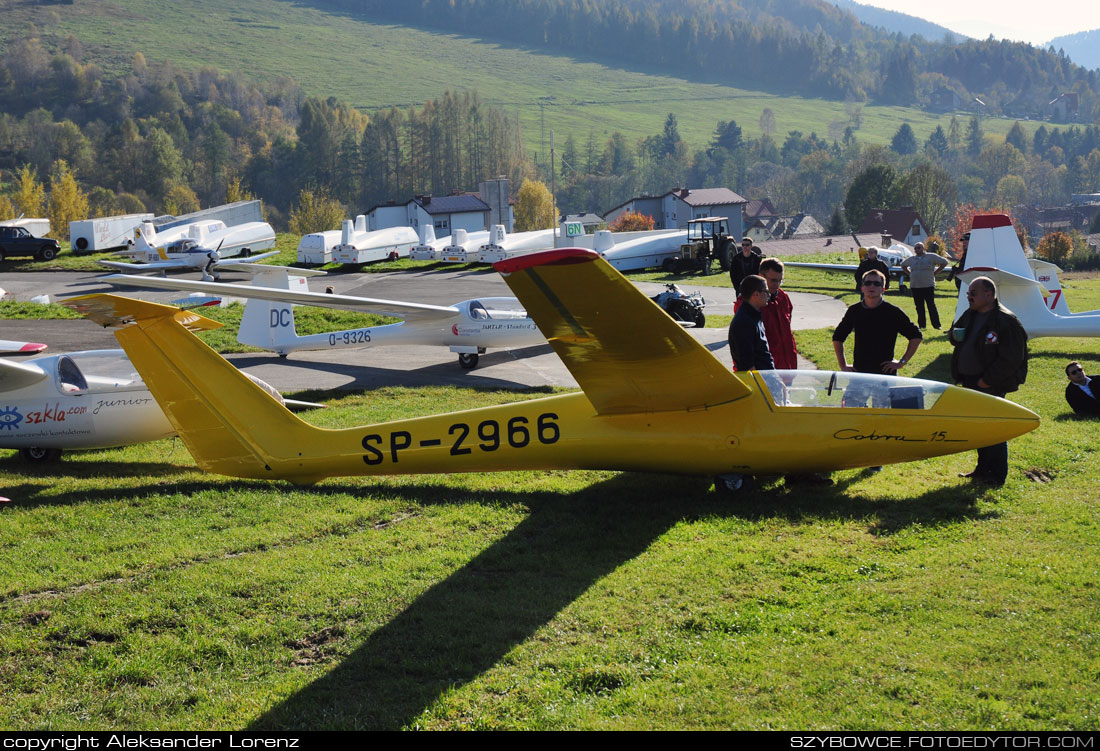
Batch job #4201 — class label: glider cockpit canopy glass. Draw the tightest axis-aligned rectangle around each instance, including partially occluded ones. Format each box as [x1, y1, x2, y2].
[55, 351, 145, 394]
[758, 370, 948, 410]
[467, 299, 529, 321]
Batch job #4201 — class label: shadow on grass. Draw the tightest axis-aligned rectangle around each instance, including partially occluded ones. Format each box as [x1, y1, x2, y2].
[249, 470, 991, 730]
[224, 348, 562, 391]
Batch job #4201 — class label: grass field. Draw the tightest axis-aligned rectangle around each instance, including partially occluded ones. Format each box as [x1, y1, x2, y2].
[2, 0, 1037, 160]
[1, 263, 1098, 729]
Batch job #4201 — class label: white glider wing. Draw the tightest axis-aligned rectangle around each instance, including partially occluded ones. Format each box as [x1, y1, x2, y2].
[101, 274, 460, 322]
[0, 358, 49, 392]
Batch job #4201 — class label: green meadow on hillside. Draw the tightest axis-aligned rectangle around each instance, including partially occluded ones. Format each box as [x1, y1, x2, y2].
[3, 0, 1036, 157]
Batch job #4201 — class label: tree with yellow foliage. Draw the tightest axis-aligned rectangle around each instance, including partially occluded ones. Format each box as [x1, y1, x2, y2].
[225, 177, 254, 203]
[0, 172, 16, 220]
[164, 184, 201, 215]
[514, 178, 557, 232]
[47, 160, 88, 242]
[288, 188, 344, 236]
[13, 165, 46, 218]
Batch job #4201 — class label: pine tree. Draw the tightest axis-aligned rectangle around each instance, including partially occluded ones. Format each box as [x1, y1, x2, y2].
[825, 205, 846, 235]
[890, 123, 917, 155]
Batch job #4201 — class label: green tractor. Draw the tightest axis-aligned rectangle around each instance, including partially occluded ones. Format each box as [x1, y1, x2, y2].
[665, 217, 734, 274]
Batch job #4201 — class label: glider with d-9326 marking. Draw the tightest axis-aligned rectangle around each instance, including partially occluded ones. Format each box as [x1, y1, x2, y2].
[102, 265, 544, 370]
[65, 249, 1039, 490]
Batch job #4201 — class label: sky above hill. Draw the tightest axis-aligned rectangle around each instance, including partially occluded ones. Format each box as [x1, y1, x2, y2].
[856, 0, 1095, 45]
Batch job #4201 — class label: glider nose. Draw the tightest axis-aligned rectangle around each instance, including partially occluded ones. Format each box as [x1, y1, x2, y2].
[937, 384, 1040, 445]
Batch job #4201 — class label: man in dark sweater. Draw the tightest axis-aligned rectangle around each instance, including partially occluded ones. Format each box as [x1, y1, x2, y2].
[728, 275, 774, 371]
[833, 270, 922, 376]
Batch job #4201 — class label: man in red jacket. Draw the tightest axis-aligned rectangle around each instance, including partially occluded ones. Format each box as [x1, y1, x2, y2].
[733, 257, 797, 369]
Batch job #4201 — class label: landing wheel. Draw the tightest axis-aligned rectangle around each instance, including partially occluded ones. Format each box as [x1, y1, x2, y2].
[713, 473, 754, 494]
[388, 251, 400, 261]
[21, 447, 61, 463]
[240, 248, 252, 258]
[458, 353, 479, 369]
[661, 258, 676, 273]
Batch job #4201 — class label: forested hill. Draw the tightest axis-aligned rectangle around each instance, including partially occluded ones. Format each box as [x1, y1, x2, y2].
[830, 0, 966, 42]
[312, 0, 1098, 113]
[1045, 29, 1100, 72]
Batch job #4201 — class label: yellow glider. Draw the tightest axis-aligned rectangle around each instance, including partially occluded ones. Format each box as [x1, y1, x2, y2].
[63, 249, 1039, 488]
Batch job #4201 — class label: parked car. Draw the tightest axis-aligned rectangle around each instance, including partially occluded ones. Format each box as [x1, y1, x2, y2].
[0, 225, 62, 261]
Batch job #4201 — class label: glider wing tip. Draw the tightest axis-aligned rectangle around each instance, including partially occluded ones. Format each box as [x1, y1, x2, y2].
[493, 248, 599, 274]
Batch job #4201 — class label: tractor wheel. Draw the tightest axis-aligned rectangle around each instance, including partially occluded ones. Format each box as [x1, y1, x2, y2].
[717, 239, 733, 271]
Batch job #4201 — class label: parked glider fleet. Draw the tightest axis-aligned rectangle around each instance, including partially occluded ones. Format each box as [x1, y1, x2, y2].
[7, 213, 1080, 486]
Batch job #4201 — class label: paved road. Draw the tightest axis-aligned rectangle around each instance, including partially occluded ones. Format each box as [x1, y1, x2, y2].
[1, 268, 845, 391]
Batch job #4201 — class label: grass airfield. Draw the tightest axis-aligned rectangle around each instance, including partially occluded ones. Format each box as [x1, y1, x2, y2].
[1, 264, 1099, 729]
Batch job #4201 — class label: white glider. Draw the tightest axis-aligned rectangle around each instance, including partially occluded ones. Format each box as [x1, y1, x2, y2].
[99, 222, 278, 281]
[784, 239, 924, 287]
[0, 345, 320, 462]
[953, 213, 1100, 338]
[103, 265, 544, 369]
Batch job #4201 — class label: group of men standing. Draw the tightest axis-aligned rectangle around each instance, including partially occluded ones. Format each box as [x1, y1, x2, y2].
[726, 238, 1029, 488]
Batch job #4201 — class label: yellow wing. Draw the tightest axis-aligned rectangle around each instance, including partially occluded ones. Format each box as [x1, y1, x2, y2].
[495, 249, 750, 414]
[63, 295, 224, 331]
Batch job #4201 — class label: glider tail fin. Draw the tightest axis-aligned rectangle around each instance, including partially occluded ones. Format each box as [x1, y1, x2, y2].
[62, 294, 326, 483]
[237, 268, 303, 355]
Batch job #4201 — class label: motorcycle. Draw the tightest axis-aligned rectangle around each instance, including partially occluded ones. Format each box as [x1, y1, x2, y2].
[651, 283, 706, 328]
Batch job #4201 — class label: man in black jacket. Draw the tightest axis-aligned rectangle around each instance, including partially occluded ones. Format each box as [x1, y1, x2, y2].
[1065, 361, 1100, 415]
[854, 246, 891, 291]
[729, 238, 762, 292]
[950, 276, 1029, 486]
[728, 275, 774, 371]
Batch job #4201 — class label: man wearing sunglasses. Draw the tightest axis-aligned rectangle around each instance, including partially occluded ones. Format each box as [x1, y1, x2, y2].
[949, 276, 1029, 486]
[1065, 361, 1100, 415]
[832, 269, 922, 377]
[729, 237, 762, 292]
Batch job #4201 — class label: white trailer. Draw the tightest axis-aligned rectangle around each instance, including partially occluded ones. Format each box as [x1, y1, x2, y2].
[331, 221, 418, 264]
[0, 217, 50, 237]
[70, 214, 155, 253]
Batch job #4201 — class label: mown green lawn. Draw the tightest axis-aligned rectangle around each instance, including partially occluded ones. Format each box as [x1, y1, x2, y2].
[0, 268, 1097, 729]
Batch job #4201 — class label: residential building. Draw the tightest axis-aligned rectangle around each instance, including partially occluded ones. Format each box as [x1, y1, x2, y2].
[856, 207, 929, 246]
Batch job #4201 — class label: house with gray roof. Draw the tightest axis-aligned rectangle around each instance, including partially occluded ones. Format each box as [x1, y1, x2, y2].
[856, 207, 929, 246]
[604, 187, 747, 236]
[366, 192, 496, 235]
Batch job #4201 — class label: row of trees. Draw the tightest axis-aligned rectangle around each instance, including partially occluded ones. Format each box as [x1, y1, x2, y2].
[2, 27, 1098, 253]
[548, 109, 1100, 257]
[0, 27, 527, 234]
